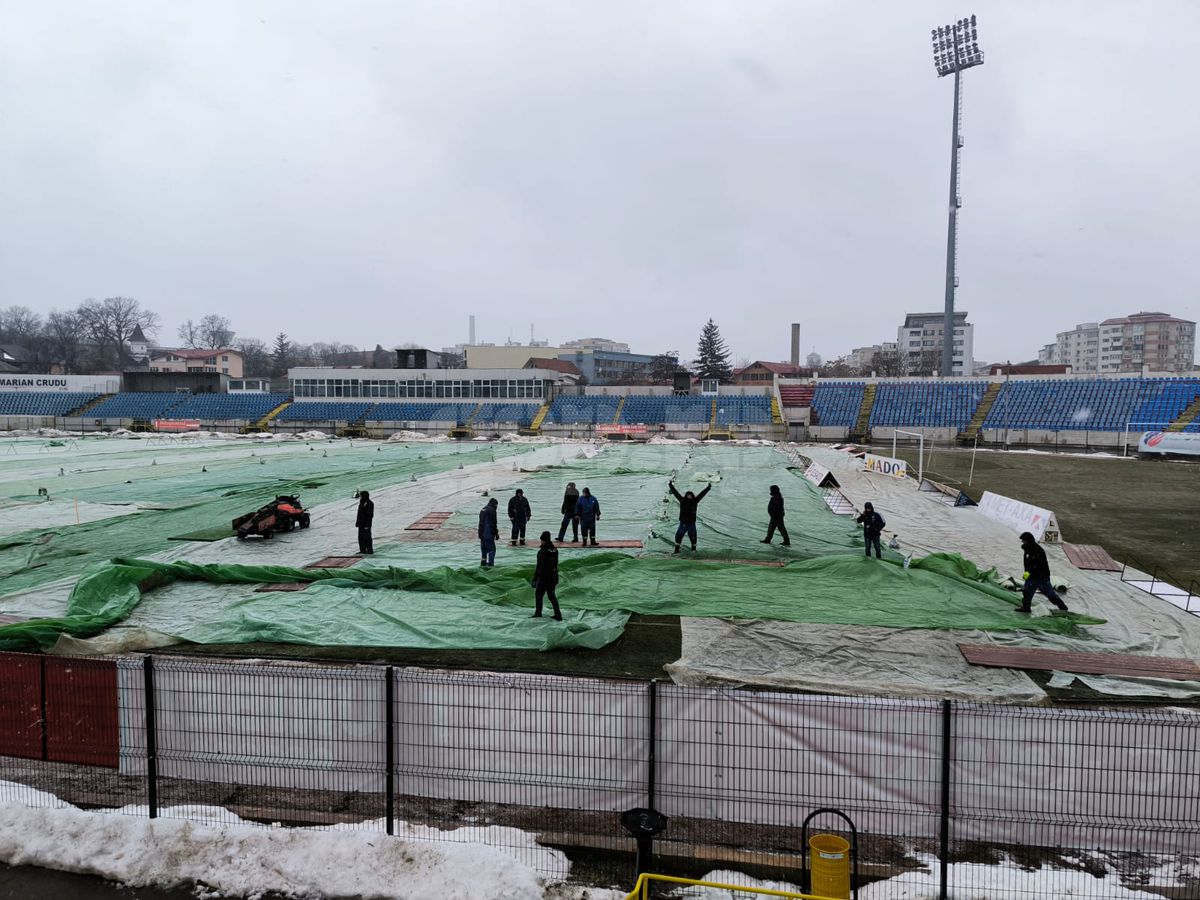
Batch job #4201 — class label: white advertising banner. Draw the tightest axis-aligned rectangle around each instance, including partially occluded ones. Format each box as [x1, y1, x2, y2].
[863, 453, 908, 479]
[0, 373, 121, 393]
[977, 491, 1060, 543]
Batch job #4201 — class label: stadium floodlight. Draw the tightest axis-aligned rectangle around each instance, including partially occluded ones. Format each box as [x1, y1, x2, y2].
[931, 14, 984, 377]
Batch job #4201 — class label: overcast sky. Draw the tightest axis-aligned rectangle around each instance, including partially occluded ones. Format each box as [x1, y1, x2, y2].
[2, 1, 1197, 365]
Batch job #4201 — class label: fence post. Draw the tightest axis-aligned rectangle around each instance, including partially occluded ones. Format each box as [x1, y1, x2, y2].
[385, 666, 395, 836]
[143, 655, 158, 819]
[647, 679, 657, 809]
[939, 699, 952, 900]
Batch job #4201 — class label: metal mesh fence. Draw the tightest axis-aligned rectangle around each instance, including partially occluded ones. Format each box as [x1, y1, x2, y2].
[1, 649, 1198, 897]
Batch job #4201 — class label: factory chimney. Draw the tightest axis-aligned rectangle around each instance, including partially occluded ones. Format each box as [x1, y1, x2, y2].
[790, 324, 801, 367]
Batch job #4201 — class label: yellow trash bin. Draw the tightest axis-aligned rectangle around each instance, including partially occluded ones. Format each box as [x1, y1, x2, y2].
[809, 832, 851, 899]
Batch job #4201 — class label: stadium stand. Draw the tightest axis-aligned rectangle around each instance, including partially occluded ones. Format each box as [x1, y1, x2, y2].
[980, 379, 1193, 432]
[366, 402, 477, 423]
[87, 393, 189, 419]
[779, 384, 814, 408]
[622, 396, 712, 425]
[869, 381, 989, 430]
[277, 401, 376, 422]
[164, 393, 291, 420]
[0, 392, 100, 417]
[1129, 379, 1200, 433]
[474, 403, 540, 425]
[810, 382, 866, 427]
[545, 396, 621, 425]
[714, 396, 773, 425]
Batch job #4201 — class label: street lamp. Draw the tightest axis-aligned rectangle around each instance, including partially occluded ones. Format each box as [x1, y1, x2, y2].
[931, 15, 984, 378]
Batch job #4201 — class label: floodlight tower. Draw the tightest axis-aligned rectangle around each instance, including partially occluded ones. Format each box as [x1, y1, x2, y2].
[931, 15, 984, 377]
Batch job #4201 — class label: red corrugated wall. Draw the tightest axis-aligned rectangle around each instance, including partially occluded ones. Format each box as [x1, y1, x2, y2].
[0, 652, 43, 760]
[0, 652, 119, 768]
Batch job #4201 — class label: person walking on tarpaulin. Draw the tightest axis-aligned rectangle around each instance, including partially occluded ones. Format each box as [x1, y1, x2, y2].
[508, 488, 532, 546]
[1018, 531, 1069, 614]
[856, 502, 885, 559]
[669, 480, 712, 554]
[760, 484, 790, 547]
[575, 487, 600, 547]
[355, 490, 374, 555]
[557, 482, 580, 543]
[478, 498, 500, 567]
[531, 530, 563, 620]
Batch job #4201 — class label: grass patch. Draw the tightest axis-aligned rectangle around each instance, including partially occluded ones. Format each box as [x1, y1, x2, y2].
[890, 445, 1200, 589]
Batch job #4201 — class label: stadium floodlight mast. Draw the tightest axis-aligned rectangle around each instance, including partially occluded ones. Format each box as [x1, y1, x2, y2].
[931, 14, 984, 377]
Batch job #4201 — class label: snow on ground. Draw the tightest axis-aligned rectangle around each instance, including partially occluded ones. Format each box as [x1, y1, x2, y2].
[0, 783, 624, 900]
[675, 857, 1176, 899]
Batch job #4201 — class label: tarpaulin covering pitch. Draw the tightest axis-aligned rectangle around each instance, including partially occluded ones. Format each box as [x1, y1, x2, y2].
[0, 440, 533, 598]
[0, 550, 1102, 653]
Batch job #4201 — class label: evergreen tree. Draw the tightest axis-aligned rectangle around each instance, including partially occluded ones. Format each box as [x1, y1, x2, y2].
[694, 319, 733, 382]
[271, 332, 293, 377]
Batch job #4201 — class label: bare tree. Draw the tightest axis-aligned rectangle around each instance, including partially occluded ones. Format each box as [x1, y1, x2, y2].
[177, 319, 201, 348]
[198, 314, 235, 348]
[0, 306, 44, 346]
[78, 297, 160, 369]
[648, 352, 682, 384]
[870, 347, 908, 378]
[234, 337, 271, 376]
[44, 310, 88, 373]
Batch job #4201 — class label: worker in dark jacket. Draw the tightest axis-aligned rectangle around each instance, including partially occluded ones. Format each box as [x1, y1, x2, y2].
[531, 530, 562, 620]
[478, 498, 500, 567]
[355, 491, 374, 555]
[508, 489, 532, 546]
[556, 482, 580, 543]
[760, 484, 790, 546]
[575, 487, 600, 546]
[669, 481, 712, 553]
[856, 502, 885, 558]
[1018, 531, 1069, 614]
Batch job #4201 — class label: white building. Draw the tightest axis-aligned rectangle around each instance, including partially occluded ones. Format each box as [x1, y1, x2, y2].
[847, 342, 899, 371]
[897, 312, 973, 376]
[1098, 312, 1196, 373]
[1054, 323, 1099, 373]
[1037, 342, 1060, 366]
[562, 337, 631, 353]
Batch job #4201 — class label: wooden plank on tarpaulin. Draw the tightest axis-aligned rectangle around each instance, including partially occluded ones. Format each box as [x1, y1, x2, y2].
[958, 644, 1200, 681]
[303, 556, 362, 569]
[1062, 543, 1122, 572]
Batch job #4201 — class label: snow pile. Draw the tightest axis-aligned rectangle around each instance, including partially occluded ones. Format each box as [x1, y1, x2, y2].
[0, 787, 568, 899]
[388, 430, 432, 441]
[293, 430, 332, 441]
[675, 857, 1169, 899]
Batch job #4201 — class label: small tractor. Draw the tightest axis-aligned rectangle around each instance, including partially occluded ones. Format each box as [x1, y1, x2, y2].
[233, 495, 311, 540]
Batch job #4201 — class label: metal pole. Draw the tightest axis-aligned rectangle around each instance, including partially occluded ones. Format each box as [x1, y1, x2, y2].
[143, 655, 158, 819]
[942, 64, 962, 378]
[647, 679, 658, 809]
[385, 666, 395, 836]
[969, 435, 977, 486]
[939, 698, 952, 899]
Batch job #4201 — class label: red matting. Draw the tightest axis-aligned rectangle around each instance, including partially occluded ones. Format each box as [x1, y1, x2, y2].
[255, 582, 310, 592]
[304, 556, 362, 569]
[725, 559, 788, 567]
[406, 511, 454, 531]
[959, 644, 1200, 681]
[1062, 543, 1122, 572]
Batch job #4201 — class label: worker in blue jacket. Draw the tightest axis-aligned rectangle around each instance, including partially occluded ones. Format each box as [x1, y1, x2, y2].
[478, 498, 500, 567]
[575, 487, 600, 547]
[856, 502, 885, 559]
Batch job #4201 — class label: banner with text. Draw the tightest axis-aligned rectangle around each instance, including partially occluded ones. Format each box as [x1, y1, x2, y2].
[863, 453, 908, 479]
[978, 491, 1060, 543]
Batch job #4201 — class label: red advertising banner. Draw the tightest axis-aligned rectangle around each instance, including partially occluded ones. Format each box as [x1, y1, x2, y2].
[154, 419, 202, 432]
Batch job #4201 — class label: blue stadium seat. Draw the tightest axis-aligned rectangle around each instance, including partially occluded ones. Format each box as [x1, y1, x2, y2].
[165, 393, 290, 420]
[982, 379, 1200, 432]
[0, 392, 100, 416]
[811, 383, 866, 427]
[277, 401, 376, 422]
[545, 396, 621, 425]
[88, 393, 190, 419]
[868, 381, 988, 429]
